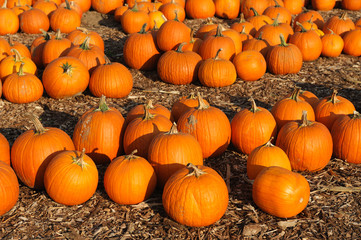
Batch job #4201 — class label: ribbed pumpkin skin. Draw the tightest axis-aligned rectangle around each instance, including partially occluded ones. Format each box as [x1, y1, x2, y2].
[123, 112, 173, 158]
[44, 150, 98, 206]
[72, 97, 125, 165]
[0, 161, 19, 216]
[322, 13, 355, 37]
[0, 8, 19, 36]
[233, 50, 266, 81]
[0, 54, 37, 82]
[241, 0, 282, 19]
[283, 0, 305, 14]
[288, 30, 322, 62]
[252, 166, 310, 218]
[11, 124, 75, 189]
[162, 164, 229, 227]
[42, 35, 73, 67]
[342, 0, 361, 10]
[19, 8, 50, 34]
[148, 125, 204, 187]
[89, 62, 133, 98]
[315, 91, 356, 130]
[50, 7, 81, 33]
[247, 140, 291, 180]
[42, 57, 90, 99]
[33, 0, 58, 17]
[91, 0, 123, 14]
[157, 47, 202, 85]
[311, 0, 335, 11]
[185, 0, 215, 19]
[156, 19, 191, 52]
[0, 133, 10, 165]
[293, 9, 324, 30]
[276, 114, 333, 171]
[104, 153, 157, 205]
[342, 29, 361, 57]
[331, 112, 361, 164]
[214, 0, 240, 19]
[231, 100, 277, 155]
[123, 29, 161, 71]
[121, 6, 150, 34]
[321, 32, 344, 57]
[177, 98, 231, 159]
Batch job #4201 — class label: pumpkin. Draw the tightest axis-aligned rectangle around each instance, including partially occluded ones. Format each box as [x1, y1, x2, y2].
[8, 36, 31, 59]
[246, 8, 273, 32]
[315, 89, 356, 130]
[266, 34, 303, 75]
[252, 166, 310, 218]
[242, 33, 270, 57]
[231, 97, 277, 155]
[44, 149, 98, 206]
[158, 0, 185, 8]
[185, 0, 215, 19]
[177, 94, 231, 158]
[157, 42, 202, 85]
[171, 93, 209, 122]
[156, 14, 191, 51]
[148, 123, 204, 187]
[323, 12, 355, 37]
[2, 63, 43, 104]
[65, 37, 105, 73]
[241, 0, 283, 19]
[59, 0, 83, 17]
[148, 9, 167, 29]
[0, 8, 19, 36]
[198, 48, 237, 88]
[19, 8, 50, 34]
[341, 0, 361, 10]
[271, 87, 315, 129]
[159, 0, 185, 22]
[288, 23, 322, 61]
[230, 13, 256, 36]
[123, 107, 173, 158]
[233, 50, 266, 81]
[72, 0, 91, 12]
[42, 29, 73, 67]
[91, 0, 123, 14]
[276, 111, 333, 171]
[162, 163, 229, 227]
[342, 29, 361, 56]
[0, 133, 10, 165]
[126, 0, 151, 8]
[121, 2, 150, 34]
[11, 114, 75, 189]
[283, 0, 306, 14]
[50, 0, 81, 33]
[195, 19, 218, 39]
[42, 56, 89, 99]
[238, 26, 254, 46]
[206, 26, 242, 54]
[285, 89, 319, 110]
[331, 111, 361, 164]
[89, 56, 133, 98]
[0, 49, 37, 83]
[247, 137, 291, 180]
[198, 25, 236, 60]
[114, 4, 129, 22]
[125, 100, 172, 126]
[33, 0, 59, 17]
[72, 96, 126, 164]
[321, 29, 344, 57]
[355, 18, 361, 30]
[30, 30, 53, 68]
[214, 0, 240, 20]
[0, 161, 19, 216]
[7, 0, 31, 7]
[11, 3, 30, 16]
[311, 0, 335, 10]
[123, 23, 161, 71]
[66, 27, 105, 51]
[263, 0, 292, 25]
[294, 16, 319, 32]
[293, 8, 324, 30]
[104, 150, 157, 205]
[182, 29, 203, 52]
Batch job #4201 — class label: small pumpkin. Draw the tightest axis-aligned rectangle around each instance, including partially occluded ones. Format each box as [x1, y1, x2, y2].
[50, 0, 81, 33]
[72, 96, 126, 164]
[252, 166, 310, 218]
[66, 27, 105, 51]
[0, 8, 19, 36]
[162, 163, 229, 227]
[0, 161, 19, 216]
[91, 0, 123, 14]
[230, 13, 256, 36]
[104, 150, 157, 205]
[214, 0, 240, 20]
[121, 2, 150, 34]
[33, 0, 58, 17]
[233, 50, 266, 81]
[185, 0, 215, 19]
[293, 8, 324, 30]
[263, 0, 292, 25]
[242, 33, 270, 57]
[246, 8, 273, 32]
[171, 93, 209, 122]
[283, 0, 306, 15]
[44, 149, 98, 206]
[159, 0, 185, 22]
[321, 29, 344, 57]
[323, 12, 355, 37]
[8, 36, 31, 59]
[0, 133, 10, 165]
[42, 29, 73, 67]
[311, 0, 336, 10]
[341, 0, 361, 10]
[19, 7, 50, 34]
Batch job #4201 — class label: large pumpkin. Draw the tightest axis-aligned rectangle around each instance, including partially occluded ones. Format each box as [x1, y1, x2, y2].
[104, 150, 157, 205]
[162, 163, 229, 227]
[148, 123, 204, 187]
[0, 161, 19, 216]
[72, 96, 125, 165]
[252, 166, 310, 218]
[44, 149, 98, 206]
[11, 115, 75, 189]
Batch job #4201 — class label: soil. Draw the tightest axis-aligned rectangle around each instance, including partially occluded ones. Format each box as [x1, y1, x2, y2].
[0, 4, 361, 240]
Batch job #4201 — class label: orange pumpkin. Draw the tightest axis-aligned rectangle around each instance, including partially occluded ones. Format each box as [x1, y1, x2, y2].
[263, 0, 292, 25]
[311, 0, 336, 10]
[242, 33, 270, 57]
[321, 30, 344, 57]
[162, 163, 229, 227]
[0, 161, 19, 216]
[283, 0, 306, 15]
[230, 13, 256, 36]
[252, 166, 310, 218]
[33, 0, 59, 17]
[214, 0, 240, 19]
[104, 150, 157, 205]
[293, 8, 324, 30]
[8, 37, 31, 59]
[341, 0, 361, 10]
[19, 8, 50, 34]
[246, 7, 273, 32]
[148, 123, 204, 187]
[185, 0, 215, 19]
[50, 0, 81, 33]
[0, 8, 19, 36]
[44, 149, 98, 206]
[342, 29, 361, 56]
[323, 12, 355, 37]
[159, 0, 185, 22]
[59, 1, 83, 17]
[11, 114, 75, 189]
[233, 50, 266, 81]
[0, 133, 10, 165]
[91, 0, 123, 14]
[72, 96, 126, 165]
[42, 29, 73, 67]
[66, 27, 105, 51]
[171, 93, 209, 122]
[121, 2, 150, 34]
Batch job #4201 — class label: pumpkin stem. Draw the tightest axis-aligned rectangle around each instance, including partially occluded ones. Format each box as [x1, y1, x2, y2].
[173, 10, 179, 21]
[104, 55, 112, 64]
[186, 163, 206, 178]
[40, 29, 52, 41]
[28, 114, 48, 134]
[61, 62, 73, 77]
[340, 12, 348, 20]
[329, 89, 340, 104]
[214, 48, 222, 59]
[327, 28, 335, 35]
[296, 22, 307, 32]
[256, 31, 264, 40]
[152, 20, 159, 31]
[265, 137, 275, 147]
[189, 92, 197, 99]
[240, 25, 247, 35]
[279, 33, 288, 47]
[131, 1, 139, 11]
[272, 13, 280, 26]
[176, 42, 186, 53]
[17, 62, 25, 76]
[197, 92, 210, 110]
[300, 110, 311, 127]
[54, 29, 62, 40]
[76, 27, 89, 34]
[274, 0, 281, 7]
[166, 122, 179, 135]
[215, 24, 224, 37]
[238, 13, 246, 23]
[64, 0, 71, 10]
[11, 48, 23, 62]
[145, 99, 155, 109]
[125, 149, 139, 160]
[249, 97, 260, 113]
[289, 87, 301, 102]
[79, 37, 91, 50]
[143, 107, 155, 120]
[97, 95, 109, 112]
[250, 7, 259, 16]
[352, 111, 361, 119]
[72, 148, 88, 169]
[8, 35, 15, 47]
[139, 23, 148, 34]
